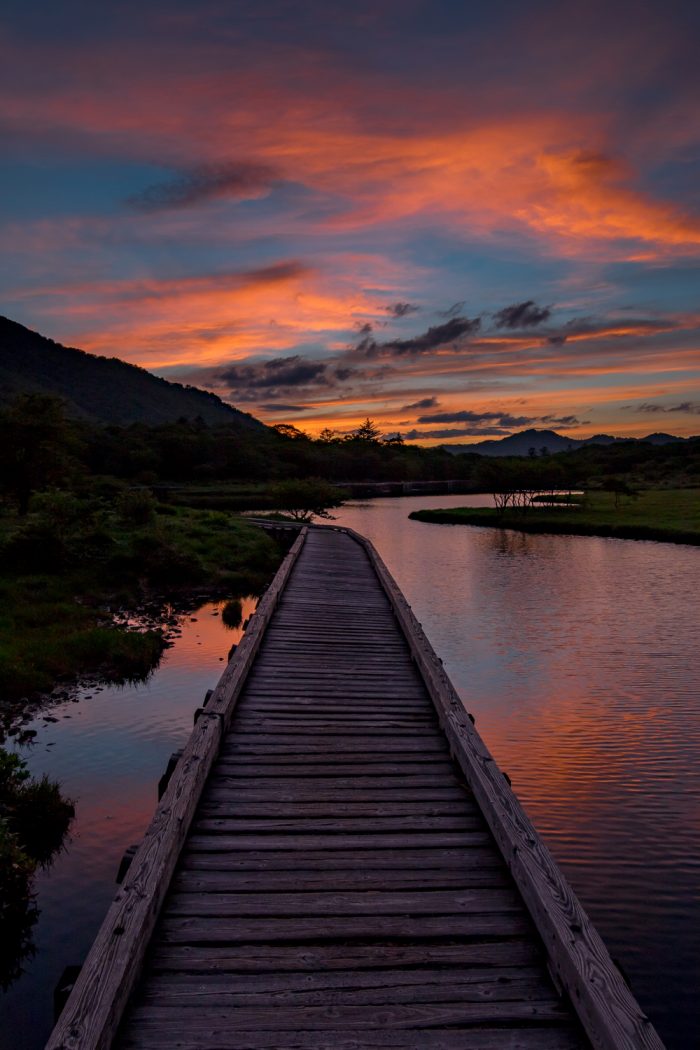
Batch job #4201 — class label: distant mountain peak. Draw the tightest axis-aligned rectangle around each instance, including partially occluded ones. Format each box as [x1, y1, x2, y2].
[0, 316, 263, 428]
[440, 426, 688, 457]
[641, 432, 683, 444]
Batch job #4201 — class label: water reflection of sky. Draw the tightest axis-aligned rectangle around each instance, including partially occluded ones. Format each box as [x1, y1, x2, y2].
[334, 495, 700, 1050]
[1, 597, 256, 1050]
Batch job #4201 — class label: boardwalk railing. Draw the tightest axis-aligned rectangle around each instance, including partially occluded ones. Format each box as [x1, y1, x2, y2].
[46, 523, 664, 1050]
[46, 530, 307, 1050]
[345, 526, 663, 1050]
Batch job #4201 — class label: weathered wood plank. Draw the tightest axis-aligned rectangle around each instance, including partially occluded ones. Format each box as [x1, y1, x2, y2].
[121, 998, 572, 1029]
[196, 800, 474, 817]
[234, 714, 440, 726]
[269, 634, 407, 643]
[246, 664, 419, 674]
[225, 727, 444, 738]
[191, 815, 482, 833]
[206, 774, 465, 790]
[143, 964, 547, 995]
[241, 686, 429, 698]
[146, 940, 543, 973]
[237, 703, 433, 714]
[185, 831, 492, 852]
[138, 972, 554, 1007]
[202, 764, 459, 781]
[119, 1028, 585, 1050]
[221, 740, 450, 754]
[179, 846, 500, 870]
[164, 887, 521, 917]
[170, 867, 509, 892]
[157, 914, 532, 941]
[201, 786, 469, 802]
[247, 664, 418, 673]
[209, 753, 454, 766]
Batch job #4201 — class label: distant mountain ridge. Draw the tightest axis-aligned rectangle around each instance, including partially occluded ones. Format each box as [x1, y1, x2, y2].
[441, 427, 689, 457]
[0, 316, 262, 428]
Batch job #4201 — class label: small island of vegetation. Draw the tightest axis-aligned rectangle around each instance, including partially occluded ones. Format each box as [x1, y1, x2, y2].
[410, 488, 700, 545]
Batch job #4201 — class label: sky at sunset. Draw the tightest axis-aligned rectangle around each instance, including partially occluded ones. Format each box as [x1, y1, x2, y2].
[2, 0, 700, 442]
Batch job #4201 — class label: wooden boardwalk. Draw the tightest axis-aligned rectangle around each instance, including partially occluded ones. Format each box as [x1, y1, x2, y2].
[47, 527, 664, 1050]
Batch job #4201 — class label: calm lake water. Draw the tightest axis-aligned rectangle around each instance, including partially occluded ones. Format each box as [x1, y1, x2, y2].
[3, 495, 699, 1049]
[333, 496, 700, 1050]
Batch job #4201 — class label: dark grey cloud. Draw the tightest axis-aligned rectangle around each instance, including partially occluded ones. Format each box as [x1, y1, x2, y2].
[333, 366, 358, 382]
[493, 301, 552, 329]
[633, 401, 700, 414]
[402, 411, 584, 440]
[385, 302, 420, 317]
[258, 403, 307, 412]
[355, 316, 481, 358]
[401, 396, 439, 411]
[128, 161, 278, 211]
[217, 353, 366, 402]
[220, 355, 329, 390]
[547, 316, 675, 346]
[441, 301, 466, 318]
[403, 426, 513, 440]
[540, 414, 586, 428]
[417, 409, 534, 427]
[668, 402, 700, 414]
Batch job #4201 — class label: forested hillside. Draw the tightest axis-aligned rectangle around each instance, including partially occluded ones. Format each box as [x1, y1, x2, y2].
[0, 317, 261, 427]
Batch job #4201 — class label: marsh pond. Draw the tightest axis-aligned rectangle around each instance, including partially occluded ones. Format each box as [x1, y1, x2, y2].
[2, 494, 699, 1049]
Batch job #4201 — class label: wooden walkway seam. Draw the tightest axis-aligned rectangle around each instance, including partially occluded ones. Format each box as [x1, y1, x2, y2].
[45, 524, 664, 1050]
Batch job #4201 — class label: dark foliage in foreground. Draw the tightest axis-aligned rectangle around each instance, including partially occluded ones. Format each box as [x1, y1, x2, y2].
[0, 750, 73, 986]
[0, 498, 280, 704]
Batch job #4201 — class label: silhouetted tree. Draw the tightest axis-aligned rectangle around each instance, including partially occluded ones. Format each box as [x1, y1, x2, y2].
[268, 478, 345, 521]
[272, 423, 309, 440]
[352, 418, 381, 443]
[317, 427, 340, 443]
[0, 395, 78, 514]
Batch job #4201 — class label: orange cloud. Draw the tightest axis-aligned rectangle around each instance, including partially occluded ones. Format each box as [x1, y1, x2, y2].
[2, 30, 699, 261]
[12, 262, 394, 367]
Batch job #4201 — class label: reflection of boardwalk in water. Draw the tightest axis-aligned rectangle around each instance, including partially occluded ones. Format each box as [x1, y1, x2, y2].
[47, 526, 663, 1050]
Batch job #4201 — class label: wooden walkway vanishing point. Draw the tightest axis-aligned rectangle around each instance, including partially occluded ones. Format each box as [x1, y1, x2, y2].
[47, 526, 665, 1050]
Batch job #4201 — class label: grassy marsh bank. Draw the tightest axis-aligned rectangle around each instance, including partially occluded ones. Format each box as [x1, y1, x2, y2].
[0, 500, 280, 714]
[409, 489, 700, 545]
